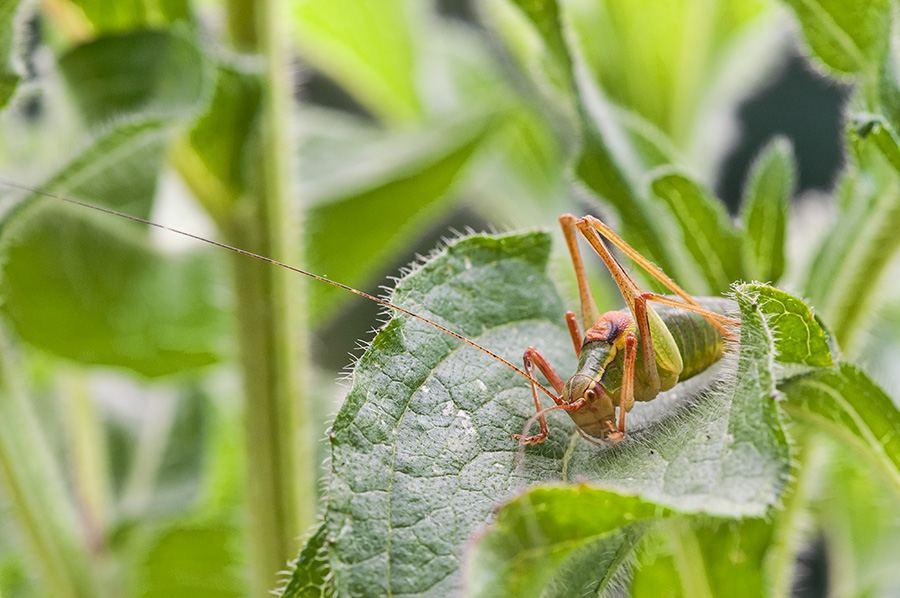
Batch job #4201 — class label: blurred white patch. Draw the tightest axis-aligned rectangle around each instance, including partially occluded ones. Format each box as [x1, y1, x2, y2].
[151, 172, 216, 251]
[785, 191, 834, 290]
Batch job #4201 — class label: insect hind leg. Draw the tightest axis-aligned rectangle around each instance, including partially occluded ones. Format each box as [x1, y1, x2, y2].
[559, 215, 602, 330]
[640, 293, 739, 335]
[576, 215, 736, 336]
[572, 218, 660, 396]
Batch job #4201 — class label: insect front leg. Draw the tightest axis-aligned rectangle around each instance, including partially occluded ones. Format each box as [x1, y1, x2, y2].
[632, 295, 661, 396]
[512, 347, 566, 445]
[565, 311, 582, 355]
[615, 333, 638, 438]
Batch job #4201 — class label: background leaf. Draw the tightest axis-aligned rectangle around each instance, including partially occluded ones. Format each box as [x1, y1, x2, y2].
[177, 61, 261, 214]
[782, 363, 900, 491]
[739, 138, 794, 283]
[634, 518, 776, 598]
[0, 116, 228, 376]
[480, 0, 574, 104]
[650, 171, 745, 292]
[464, 486, 662, 598]
[0, 336, 98, 598]
[131, 521, 244, 598]
[804, 117, 900, 349]
[304, 116, 487, 322]
[58, 29, 212, 127]
[0, 0, 21, 108]
[811, 444, 900, 597]
[291, 0, 421, 122]
[0, 203, 227, 376]
[561, 0, 779, 171]
[64, 0, 192, 33]
[779, 0, 891, 78]
[573, 88, 682, 282]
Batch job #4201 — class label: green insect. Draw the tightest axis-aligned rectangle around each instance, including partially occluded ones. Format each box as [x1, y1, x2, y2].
[1, 180, 739, 445]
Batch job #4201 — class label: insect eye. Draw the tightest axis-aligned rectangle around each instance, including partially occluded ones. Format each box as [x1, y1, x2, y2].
[584, 388, 596, 400]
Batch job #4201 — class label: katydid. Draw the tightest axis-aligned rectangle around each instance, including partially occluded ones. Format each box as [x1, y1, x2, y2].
[0, 180, 739, 445]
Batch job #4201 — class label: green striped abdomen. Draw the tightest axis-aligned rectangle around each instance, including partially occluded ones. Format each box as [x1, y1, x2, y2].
[656, 296, 734, 381]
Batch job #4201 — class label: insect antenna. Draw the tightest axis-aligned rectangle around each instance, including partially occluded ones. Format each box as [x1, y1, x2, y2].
[0, 178, 558, 401]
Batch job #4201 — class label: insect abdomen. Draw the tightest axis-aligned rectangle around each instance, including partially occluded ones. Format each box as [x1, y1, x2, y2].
[657, 296, 733, 381]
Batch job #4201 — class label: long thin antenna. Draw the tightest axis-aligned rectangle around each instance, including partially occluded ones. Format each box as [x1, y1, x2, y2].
[0, 177, 558, 402]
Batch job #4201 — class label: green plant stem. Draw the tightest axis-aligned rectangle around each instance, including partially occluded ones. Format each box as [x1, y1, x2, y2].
[118, 393, 178, 517]
[0, 332, 96, 598]
[61, 370, 111, 554]
[226, 0, 313, 593]
[667, 520, 714, 598]
[766, 437, 826, 598]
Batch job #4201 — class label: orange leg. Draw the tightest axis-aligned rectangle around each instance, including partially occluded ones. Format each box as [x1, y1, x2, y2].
[577, 215, 738, 336]
[565, 310, 582, 356]
[640, 293, 739, 333]
[516, 399, 586, 446]
[632, 295, 661, 393]
[617, 333, 638, 434]
[574, 219, 660, 395]
[512, 347, 566, 445]
[559, 215, 601, 330]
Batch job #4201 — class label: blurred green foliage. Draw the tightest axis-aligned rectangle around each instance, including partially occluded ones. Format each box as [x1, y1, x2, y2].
[0, 0, 897, 597]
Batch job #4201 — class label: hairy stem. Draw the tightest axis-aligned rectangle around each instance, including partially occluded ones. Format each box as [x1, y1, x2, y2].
[226, 0, 314, 593]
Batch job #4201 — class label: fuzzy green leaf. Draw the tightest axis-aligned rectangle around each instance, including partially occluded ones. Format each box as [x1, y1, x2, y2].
[466, 491, 777, 598]
[0, 120, 228, 377]
[0, 203, 227, 377]
[779, 0, 891, 78]
[782, 363, 900, 491]
[740, 139, 795, 283]
[279, 524, 334, 598]
[650, 172, 744, 293]
[464, 486, 662, 597]
[749, 283, 833, 369]
[286, 233, 834, 595]
[321, 232, 567, 597]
